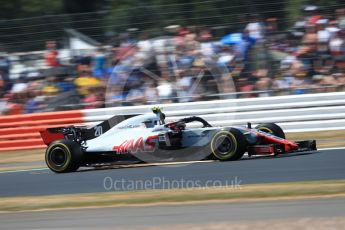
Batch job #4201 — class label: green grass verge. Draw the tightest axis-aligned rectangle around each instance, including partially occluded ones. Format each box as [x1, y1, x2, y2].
[1, 180, 345, 212]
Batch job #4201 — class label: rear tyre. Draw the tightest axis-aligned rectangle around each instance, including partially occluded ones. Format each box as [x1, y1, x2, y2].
[45, 140, 83, 173]
[255, 123, 285, 139]
[210, 128, 246, 161]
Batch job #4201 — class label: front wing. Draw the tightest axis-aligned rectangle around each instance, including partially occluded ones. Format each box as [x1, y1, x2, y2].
[247, 140, 317, 156]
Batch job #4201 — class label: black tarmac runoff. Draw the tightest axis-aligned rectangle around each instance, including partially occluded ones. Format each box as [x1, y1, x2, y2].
[0, 148, 344, 197]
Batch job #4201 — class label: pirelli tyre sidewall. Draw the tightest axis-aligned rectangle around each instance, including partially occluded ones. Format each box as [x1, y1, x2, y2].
[255, 123, 286, 139]
[45, 140, 83, 173]
[211, 128, 246, 161]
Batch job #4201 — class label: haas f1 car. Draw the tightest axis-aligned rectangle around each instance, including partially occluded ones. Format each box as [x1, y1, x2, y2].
[40, 108, 317, 173]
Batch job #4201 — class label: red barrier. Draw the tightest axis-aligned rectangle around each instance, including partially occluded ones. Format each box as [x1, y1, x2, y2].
[0, 133, 41, 140]
[0, 145, 46, 152]
[0, 117, 84, 128]
[0, 138, 44, 148]
[0, 111, 83, 124]
[0, 110, 84, 151]
[0, 123, 83, 136]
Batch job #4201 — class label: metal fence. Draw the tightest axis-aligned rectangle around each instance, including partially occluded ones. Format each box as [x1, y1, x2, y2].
[83, 91, 345, 132]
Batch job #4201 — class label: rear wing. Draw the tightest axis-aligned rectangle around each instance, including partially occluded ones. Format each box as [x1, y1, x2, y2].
[81, 114, 140, 139]
[40, 114, 140, 145]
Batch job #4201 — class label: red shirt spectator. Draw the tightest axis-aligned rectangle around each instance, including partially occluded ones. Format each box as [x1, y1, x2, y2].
[45, 41, 60, 67]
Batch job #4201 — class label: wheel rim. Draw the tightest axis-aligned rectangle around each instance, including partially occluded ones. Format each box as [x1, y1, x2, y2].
[50, 147, 67, 166]
[215, 135, 235, 155]
[259, 127, 273, 134]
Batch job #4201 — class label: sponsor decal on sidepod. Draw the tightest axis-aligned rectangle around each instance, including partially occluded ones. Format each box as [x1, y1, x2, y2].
[113, 135, 158, 154]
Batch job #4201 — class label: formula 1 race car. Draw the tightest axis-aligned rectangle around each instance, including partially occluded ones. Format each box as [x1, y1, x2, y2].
[40, 108, 317, 173]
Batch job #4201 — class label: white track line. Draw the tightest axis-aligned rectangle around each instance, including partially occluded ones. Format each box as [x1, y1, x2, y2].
[0, 160, 215, 174]
[318, 147, 345, 151]
[0, 167, 47, 174]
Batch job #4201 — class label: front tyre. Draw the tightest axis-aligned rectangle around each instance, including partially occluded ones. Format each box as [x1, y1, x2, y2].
[45, 140, 83, 173]
[211, 128, 246, 161]
[255, 123, 285, 139]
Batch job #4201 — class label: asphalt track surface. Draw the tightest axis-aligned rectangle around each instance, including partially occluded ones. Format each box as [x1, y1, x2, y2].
[0, 148, 345, 197]
[1, 198, 345, 229]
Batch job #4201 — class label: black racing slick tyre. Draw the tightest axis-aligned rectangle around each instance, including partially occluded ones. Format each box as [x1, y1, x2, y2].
[45, 140, 83, 173]
[255, 123, 285, 139]
[210, 128, 247, 161]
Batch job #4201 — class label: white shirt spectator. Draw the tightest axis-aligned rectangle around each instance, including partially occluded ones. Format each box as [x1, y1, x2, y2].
[144, 85, 158, 104]
[329, 36, 344, 53]
[218, 54, 235, 65]
[178, 76, 192, 88]
[316, 19, 331, 43]
[326, 27, 340, 37]
[245, 22, 264, 40]
[157, 81, 173, 99]
[274, 76, 295, 89]
[0, 99, 7, 115]
[176, 76, 193, 103]
[11, 82, 27, 93]
[317, 30, 331, 43]
[200, 42, 216, 57]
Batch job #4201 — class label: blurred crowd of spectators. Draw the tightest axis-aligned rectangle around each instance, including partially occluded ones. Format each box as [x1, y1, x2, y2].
[0, 5, 345, 115]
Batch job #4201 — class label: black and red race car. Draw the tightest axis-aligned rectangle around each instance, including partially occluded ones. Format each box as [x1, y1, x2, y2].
[41, 109, 317, 173]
